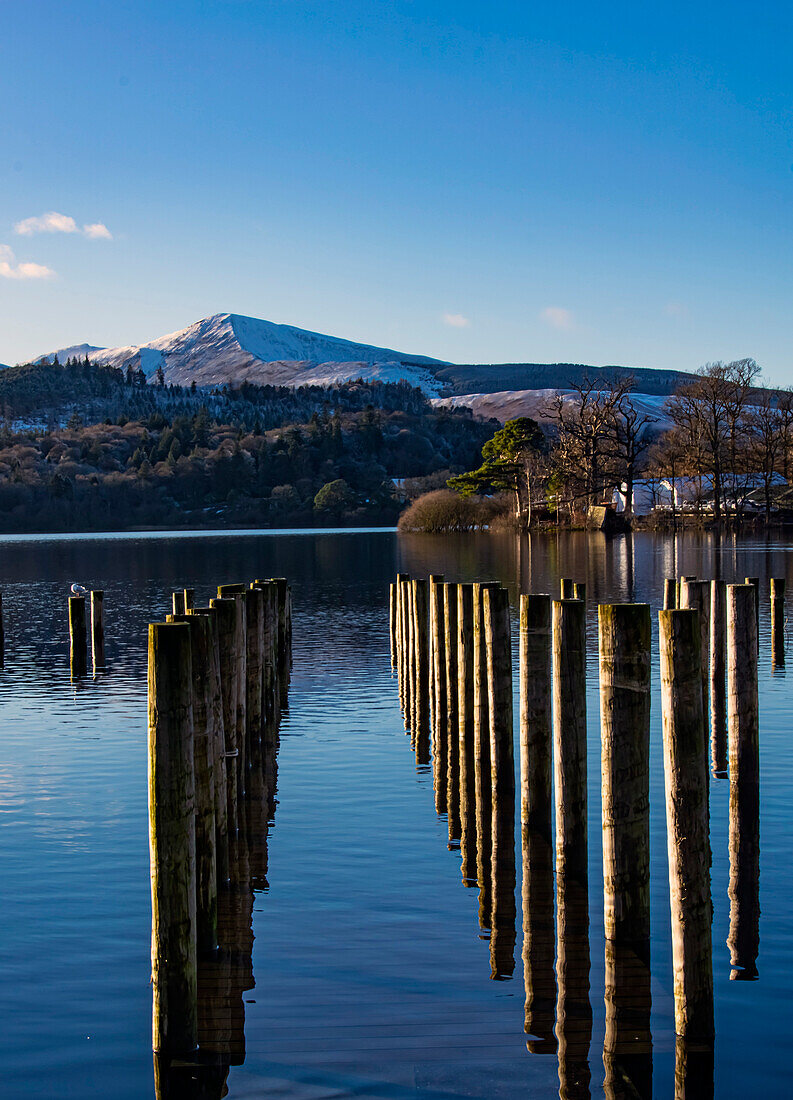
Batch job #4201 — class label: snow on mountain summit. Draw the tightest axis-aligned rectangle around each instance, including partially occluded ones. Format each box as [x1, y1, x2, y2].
[38, 313, 448, 394]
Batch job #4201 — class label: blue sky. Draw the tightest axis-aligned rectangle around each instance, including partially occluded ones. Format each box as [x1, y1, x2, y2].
[1, 0, 792, 380]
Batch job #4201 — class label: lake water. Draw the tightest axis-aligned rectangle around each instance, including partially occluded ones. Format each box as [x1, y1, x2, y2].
[0, 528, 790, 1098]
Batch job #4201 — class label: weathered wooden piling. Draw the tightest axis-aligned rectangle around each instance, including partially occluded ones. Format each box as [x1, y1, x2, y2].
[519, 594, 555, 1051]
[664, 577, 676, 610]
[727, 583, 760, 980]
[168, 612, 218, 957]
[90, 589, 105, 668]
[443, 583, 460, 843]
[599, 603, 652, 1098]
[553, 598, 588, 892]
[172, 591, 186, 616]
[572, 581, 586, 604]
[429, 576, 447, 813]
[191, 606, 229, 885]
[457, 583, 477, 885]
[710, 579, 727, 776]
[771, 577, 785, 668]
[184, 588, 195, 612]
[0, 590, 4, 662]
[398, 575, 410, 717]
[473, 581, 498, 926]
[244, 587, 264, 756]
[406, 577, 417, 735]
[560, 577, 575, 599]
[429, 574, 444, 737]
[389, 583, 397, 668]
[744, 576, 760, 647]
[412, 579, 431, 762]
[218, 586, 248, 795]
[552, 597, 590, 1095]
[148, 622, 197, 1054]
[484, 586, 516, 979]
[658, 608, 714, 1043]
[69, 594, 87, 676]
[679, 578, 710, 725]
[210, 597, 240, 837]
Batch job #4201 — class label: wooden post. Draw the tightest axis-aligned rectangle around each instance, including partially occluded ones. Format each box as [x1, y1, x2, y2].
[560, 578, 575, 599]
[244, 587, 264, 755]
[679, 578, 710, 728]
[191, 606, 229, 886]
[412, 579, 430, 762]
[407, 578, 416, 736]
[210, 598, 239, 839]
[184, 588, 195, 612]
[710, 580, 727, 777]
[771, 577, 785, 668]
[429, 573, 445, 743]
[443, 583, 460, 843]
[519, 594, 555, 1050]
[398, 575, 410, 717]
[664, 578, 676, 610]
[599, 603, 652, 1097]
[658, 608, 714, 1043]
[573, 581, 586, 605]
[553, 598, 587, 893]
[485, 586, 516, 979]
[148, 622, 197, 1055]
[744, 577, 760, 648]
[69, 594, 87, 677]
[473, 581, 498, 927]
[169, 612, 218, 957]
[218, 588, 248, 798]
[457, 583, 477, 885]
[430, 576, 447, 813]
[727, 584, 760, 980]
[389, 582, 397, 668]
[0, 590, 4, 663]
[552, 597, 591, 1094]
[172, 591, 186, 616]
[91, 589, 105, 669]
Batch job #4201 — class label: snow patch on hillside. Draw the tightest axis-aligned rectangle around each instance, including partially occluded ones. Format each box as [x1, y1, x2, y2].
[433, 388, 673, 427]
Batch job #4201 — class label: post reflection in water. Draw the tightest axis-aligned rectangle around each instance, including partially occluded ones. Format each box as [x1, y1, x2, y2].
[556, 875, 592, 1100]
[674, 1038, 715, 1100]
[154, 709, 280, 1099]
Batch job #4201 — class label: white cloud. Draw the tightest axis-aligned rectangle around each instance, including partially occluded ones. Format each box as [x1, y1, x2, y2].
[15, 211, 78, 236]
[442, 312, 470, 328]
[0, 244, 55, 280]
[14, 211, 112, 240]
[540, 306, 574, 330]
[83, 222, 113, 240]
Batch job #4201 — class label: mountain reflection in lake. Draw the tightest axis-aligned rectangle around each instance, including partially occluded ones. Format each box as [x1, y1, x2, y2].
[0, 528, 790, 1097]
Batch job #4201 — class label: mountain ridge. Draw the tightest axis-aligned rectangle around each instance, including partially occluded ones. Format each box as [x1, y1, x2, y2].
[32, 310, 696, 403]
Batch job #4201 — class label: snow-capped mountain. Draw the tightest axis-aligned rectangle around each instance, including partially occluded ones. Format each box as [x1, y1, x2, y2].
[37, 313, 447, 395]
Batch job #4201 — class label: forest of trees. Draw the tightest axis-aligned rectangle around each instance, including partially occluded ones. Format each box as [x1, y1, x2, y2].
[0, 357, 495, 532]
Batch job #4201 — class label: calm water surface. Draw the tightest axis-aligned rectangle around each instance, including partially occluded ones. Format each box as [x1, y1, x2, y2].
[0, 528, 791, 1098]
